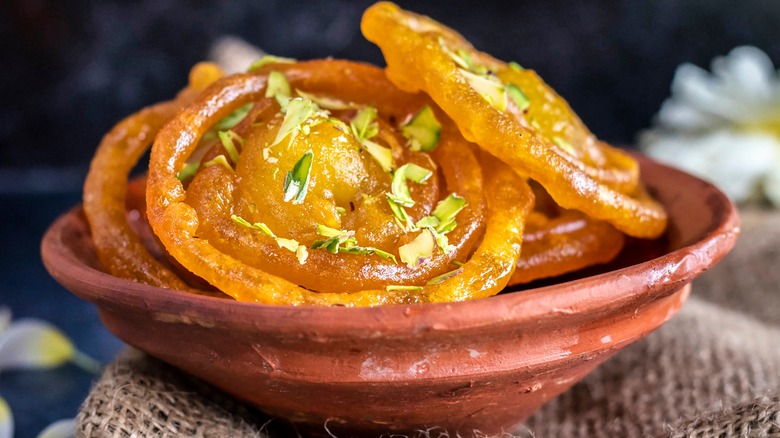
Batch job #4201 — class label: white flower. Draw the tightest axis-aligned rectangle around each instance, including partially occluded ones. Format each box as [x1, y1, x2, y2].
[640, 46, 780, 206]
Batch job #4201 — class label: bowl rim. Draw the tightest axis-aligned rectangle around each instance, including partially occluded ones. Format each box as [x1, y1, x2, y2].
[41, 154, 740, 335]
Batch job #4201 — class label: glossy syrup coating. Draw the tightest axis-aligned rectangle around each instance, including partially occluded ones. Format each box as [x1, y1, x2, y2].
[146, 60, 533, 305]
[362, 2, 668, 238]
[82, 62, 223, 291]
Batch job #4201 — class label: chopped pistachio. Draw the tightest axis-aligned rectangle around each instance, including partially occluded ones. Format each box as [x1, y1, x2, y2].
[275, 237, 300, 252]
[203, 154, 233, 172]
[506, 83, 531, 112]
[327, 117, 350, 133]
[336, 206, 347, 215]
[451, 260, 465, 267]
[271, 97, 317, 147]
[176, 162, 200, 182]
[553, 137, 577, 155]
[296, 245, 309, 264]
[388, 163, 433, 207]
[426, 267, 464, 285]
[460, 69, 507, 112]
[399, 229, 436, 268]
[217, 130, 243, 165]
[508, 61, 524, 72]
[415, 215, 440, 229]
[230, 214, 306, 261]
[360, 139, 394, 172]
[266, 71, 291, 101]
[385, 285, 423, 292]
[247, 55, 295, 72]
[387, 197, 415, 231]
[401, 105, 442, 152]
[340, 245, 397, 263]
[296, 89, 359, 110]
[212, 103, 253, 132]
[350, 106, 379, 140]
[431, 194, 467, 233]
[283, 150, 314, 204]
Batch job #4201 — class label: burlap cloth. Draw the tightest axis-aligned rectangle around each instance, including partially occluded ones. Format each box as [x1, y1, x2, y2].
[76, 209, 780, 437]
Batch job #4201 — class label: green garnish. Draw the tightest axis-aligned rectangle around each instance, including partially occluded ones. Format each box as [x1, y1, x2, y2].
[431, 194, 467, 233]
[451, 260, 465, 267]
[247, 55, 295, 72]
[212, 103, 253, 132]
[350, 107, 379, 140]
[266, 71, 292, 108]
[203, 155, 233, 172]
[311, 225, 397, 263]
[296, 89, 359, 110]
[426, 268, 464, 285]
[388, 163, 433, 207]
[283, 150, 314, 204]
[327, 117, 350, 133]
[176, 162, 200, 182]
[460, 69, 507, 111]
[217, 130, 244, 165]
[336, 206, 347, 215]
[387, 197, 415, 231]
[271, 98, 318, 147]
[401, 106, 442, 152]
[506, 84, 531, 112]
[230, 215, 307, 263]
[341, 246, 397, 263]
[360, 139, 394, 173]
[508, 61, 524, 72]
[296, 245, 309, 264]
[348, 106, 394, 171]
[399, 229, 436, 268]
[385, 285, 423, 292]
[415, 216, 439, 229]
[553, 137, 577, 155]
[439, 38, 487, 75]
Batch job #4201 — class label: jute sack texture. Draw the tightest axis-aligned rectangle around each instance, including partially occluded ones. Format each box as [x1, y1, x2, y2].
[76, 209, 780, 437]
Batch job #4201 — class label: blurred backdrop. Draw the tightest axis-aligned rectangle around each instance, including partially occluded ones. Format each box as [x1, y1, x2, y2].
[3, 0, 780, 182]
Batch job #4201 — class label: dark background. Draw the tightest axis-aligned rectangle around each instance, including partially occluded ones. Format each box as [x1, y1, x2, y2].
[1, 1, 779, 436]
[3, 0, 780, 177]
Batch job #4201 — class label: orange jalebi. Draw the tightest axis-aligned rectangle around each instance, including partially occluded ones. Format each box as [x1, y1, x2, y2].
[82, 3, 667, 307]
[362, 2, 667, 239]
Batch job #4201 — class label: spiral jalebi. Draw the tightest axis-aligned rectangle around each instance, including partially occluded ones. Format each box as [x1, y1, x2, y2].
[82, 3, 666, 306]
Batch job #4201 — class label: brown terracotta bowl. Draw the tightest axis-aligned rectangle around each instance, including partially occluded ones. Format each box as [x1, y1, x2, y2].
[41, 155, 738, 436]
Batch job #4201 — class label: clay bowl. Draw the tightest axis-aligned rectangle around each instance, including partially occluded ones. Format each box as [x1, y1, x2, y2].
[41, 155, 738, 436]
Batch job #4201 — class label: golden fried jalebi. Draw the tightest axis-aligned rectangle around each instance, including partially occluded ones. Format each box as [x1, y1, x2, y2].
[83, 62, 223, 290]
[82, 2, 668, 307]
[362, 2, 667, 238]
[145, 59, 533, 305]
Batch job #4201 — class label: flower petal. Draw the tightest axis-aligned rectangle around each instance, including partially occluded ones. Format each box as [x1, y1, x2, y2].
[0, 395, 13, 438]
[0, 319, 77, 371]
[37, 418, 75, 438]
[0, 308, 10, 336]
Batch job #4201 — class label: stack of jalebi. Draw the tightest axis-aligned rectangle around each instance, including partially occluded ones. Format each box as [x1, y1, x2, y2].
[83, 2, 666, 306]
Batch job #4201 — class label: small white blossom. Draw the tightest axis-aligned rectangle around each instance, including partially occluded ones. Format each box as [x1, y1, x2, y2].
[640, 46, 780, 206]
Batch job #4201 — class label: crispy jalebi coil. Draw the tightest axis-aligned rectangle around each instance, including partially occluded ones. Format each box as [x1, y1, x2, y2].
[146, 59, 534, 305]
[83, 62, 224, 290]
[362, 2, 668, 238]
[508, 182, 626, 285]
[510, 210, 625, 285]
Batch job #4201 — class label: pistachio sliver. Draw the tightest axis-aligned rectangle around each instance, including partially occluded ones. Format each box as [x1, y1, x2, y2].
[360, 139, 394, 172]
[283, 150, 314, 204]
[401, 105, 442, 152]
[247, 55, 295, 72]
[271, 98, 317, 147]
[460, 68, 507, 111]
[399, 228, 436, 269]
[506, 83, 531, 112]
